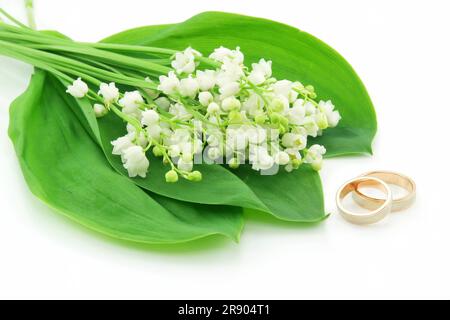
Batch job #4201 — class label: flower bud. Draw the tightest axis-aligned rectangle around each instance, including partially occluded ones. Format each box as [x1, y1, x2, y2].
[199, 91, 214, 106]
[155, 97, 171, 111]
[270, 112, 281, 124]
[311, 159, 322, 171]
[221, 96, 241, 112]
[207, 102, 221, 114]
[228, 158, 240, 169]
[291, 158, 302, 169]
[187, 170, 202, 182]
[255, 114, 267, 124]
[165, 170, 179, 183]
[152, 146, 163, 157]
[305, 85, 315, 94]
[93, 104, 108, 118]
[228, 110, 243, 123]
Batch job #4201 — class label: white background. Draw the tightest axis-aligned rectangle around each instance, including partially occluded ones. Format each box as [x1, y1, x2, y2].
[0, 0, 449, 299]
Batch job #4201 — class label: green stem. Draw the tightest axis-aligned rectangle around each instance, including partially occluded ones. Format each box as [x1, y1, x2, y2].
[82, 42, 176, 55]
[24, 0, 36, 29]
[0, 31, 172, 75]
[0, 45, 73, 82]
[0, 40, 155, 88]
[0, 8, 29, 28]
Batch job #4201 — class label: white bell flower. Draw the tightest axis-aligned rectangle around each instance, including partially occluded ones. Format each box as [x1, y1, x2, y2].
[119, 91, 144, 120]
[169, 103, 193, 121]
[207, 102, 221, 114]
[154, 96, 171, 111]
[287, 103, 306, 125]
[270, 95, 290, 114]
[281, 133, 307, 149]
[226, 128, 248, 151]
[285, 147, 302, 160]
[248, 59, 272, 85]
[293, 99, 305, 108]
[250, 146, 274, 171]
[93, 103, 108, 118]
[198, 91, 214, 106]
[122, 145, 149, 178]
[302, 116, 320, 137]
[304, 144, 326, 171]
[125, 125, 148, 148]
[172, 52, 195, 75]
[196, 70, 216, 91]
[171, 128, 191, 144]
[146, 124, 162, 140]
[206, 133, 220, 147]
[221, 58, 245, 81]
[171, 47, 201, 74]
[242, 93, 264, 117]
[319, 100, 341, 128]
[141, 109, 160, 126]
[111, 134, 134, 156]
[98, 82, 119, 105]
[179, 141, 194, 158]
[315, 112, 329, 129]
[271, 80, 292, 98]
[168, 144, 181, 158]
[246, 126, 267, 145]
[288, 90, 299, 103]
[219, 81, 240, 99]
[158, 71, 180, 95]
[274, 151, 290, 165]
[207, 147, 222, 160]
[178, 75, 199, 98]
[248, 70, 266, 85]
[221, 96, 241, 112]
[209, 46, 244, 64]
[143, 77, 159, 99]
[209, 46, 232, 62]
[66, 78, 88, 98]
[184, 47, 202, 58]
[177, 157, 194, 172]
[304, 101, 316, 115]
[253, 59, 272, 78]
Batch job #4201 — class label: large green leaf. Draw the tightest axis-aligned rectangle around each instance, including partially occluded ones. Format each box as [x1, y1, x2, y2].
[103, 11, 377, 156]
[8, 70, 244, 244]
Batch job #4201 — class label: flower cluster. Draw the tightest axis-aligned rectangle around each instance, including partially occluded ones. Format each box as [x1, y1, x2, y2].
[66, 46, 341, 182]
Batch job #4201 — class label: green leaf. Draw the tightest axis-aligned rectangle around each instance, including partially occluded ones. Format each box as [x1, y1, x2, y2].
[103, 11, 377, 156]
[8, 70, 244, 244]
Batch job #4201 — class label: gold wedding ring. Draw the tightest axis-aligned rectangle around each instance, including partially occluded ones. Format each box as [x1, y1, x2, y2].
[352, 171, 416, 212]
[336, 176, 392, 225]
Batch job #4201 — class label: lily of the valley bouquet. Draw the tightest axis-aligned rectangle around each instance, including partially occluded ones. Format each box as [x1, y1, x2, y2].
[0, 3, 376, 245]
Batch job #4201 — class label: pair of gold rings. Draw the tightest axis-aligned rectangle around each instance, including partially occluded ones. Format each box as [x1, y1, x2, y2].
[336, 171, 416, 225]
